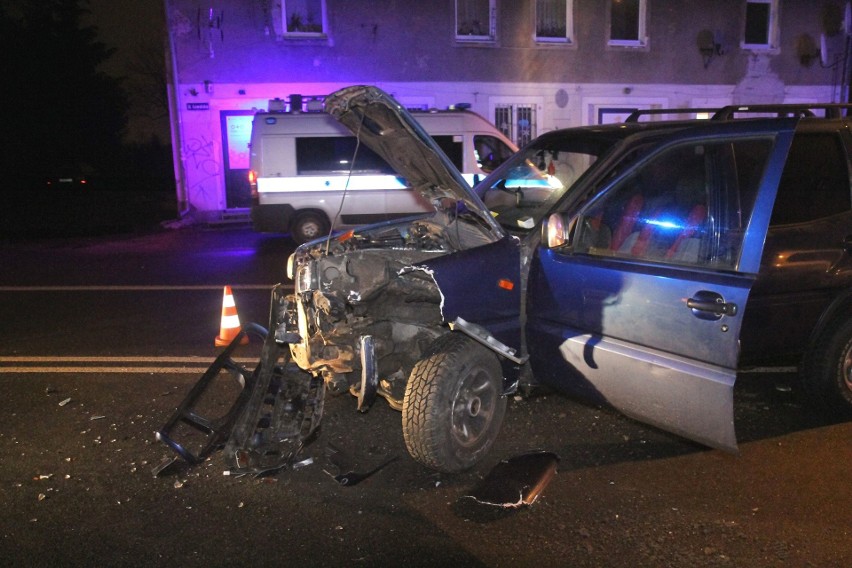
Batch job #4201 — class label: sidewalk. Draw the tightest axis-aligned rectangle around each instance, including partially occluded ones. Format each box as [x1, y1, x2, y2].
[1, 189, 178, 241]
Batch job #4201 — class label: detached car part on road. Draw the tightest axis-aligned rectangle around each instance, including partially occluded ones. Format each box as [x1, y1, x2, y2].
[159, 87, 852, 475]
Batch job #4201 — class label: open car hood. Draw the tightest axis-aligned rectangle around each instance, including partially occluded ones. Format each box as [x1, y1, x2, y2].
[324, 85, 504, 237]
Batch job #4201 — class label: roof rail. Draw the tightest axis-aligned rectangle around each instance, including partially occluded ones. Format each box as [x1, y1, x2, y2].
[625, 108, 720, 123]
[712, 103, 852, 120]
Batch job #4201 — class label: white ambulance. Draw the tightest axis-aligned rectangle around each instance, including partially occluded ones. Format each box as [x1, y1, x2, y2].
[248, 101, 517, 243]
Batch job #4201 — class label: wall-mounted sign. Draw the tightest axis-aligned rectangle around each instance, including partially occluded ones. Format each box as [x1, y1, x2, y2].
[186, 102, 210, 111]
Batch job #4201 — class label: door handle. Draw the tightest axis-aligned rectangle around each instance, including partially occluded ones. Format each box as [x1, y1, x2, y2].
[687, 290, 738, 320]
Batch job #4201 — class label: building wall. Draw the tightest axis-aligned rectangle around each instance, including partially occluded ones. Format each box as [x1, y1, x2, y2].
[164, 0, 847, 220]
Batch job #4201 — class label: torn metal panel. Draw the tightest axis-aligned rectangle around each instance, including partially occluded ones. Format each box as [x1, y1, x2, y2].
[465, 451, 559, 507]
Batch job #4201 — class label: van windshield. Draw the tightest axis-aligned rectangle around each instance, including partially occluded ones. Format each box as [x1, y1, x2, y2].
[478, 134, 620, 231]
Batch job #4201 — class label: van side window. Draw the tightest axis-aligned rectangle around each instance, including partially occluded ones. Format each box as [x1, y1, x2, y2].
[431, 136, 464, 170]
[474, 135, 516, 173]
[770, 133, 852, 225]
[296, 137, 396, 175]
[573, 139, 774, 270]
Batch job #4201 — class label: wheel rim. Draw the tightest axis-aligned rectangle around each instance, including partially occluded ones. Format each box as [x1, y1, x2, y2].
[450, 366, 499, 448]
[843, 341, 852, 393]
[301, 221, 321, 238]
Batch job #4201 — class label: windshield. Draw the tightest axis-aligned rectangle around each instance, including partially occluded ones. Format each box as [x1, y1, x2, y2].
[477, 133, 620, 231]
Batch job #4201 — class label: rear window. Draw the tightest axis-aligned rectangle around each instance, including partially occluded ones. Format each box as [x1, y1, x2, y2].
[771, 133, 851, 225]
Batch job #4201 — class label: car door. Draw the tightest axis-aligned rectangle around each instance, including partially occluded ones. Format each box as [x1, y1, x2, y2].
[525, 122, 795, 451]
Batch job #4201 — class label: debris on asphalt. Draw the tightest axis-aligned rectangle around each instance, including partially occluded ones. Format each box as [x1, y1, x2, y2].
[463, 451, 559, 508]
[291, 457, 314, 470]
[58, 398, 71, 407]
[151, 456, 178, 478]
[324, 444, 398, 487]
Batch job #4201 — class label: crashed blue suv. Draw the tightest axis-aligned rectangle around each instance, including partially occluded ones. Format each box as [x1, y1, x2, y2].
[163, 87, 850, 475]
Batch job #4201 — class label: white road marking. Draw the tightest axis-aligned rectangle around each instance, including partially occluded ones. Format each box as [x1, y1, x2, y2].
[0, 355, 259, 374]
[0, 285, 291, 292]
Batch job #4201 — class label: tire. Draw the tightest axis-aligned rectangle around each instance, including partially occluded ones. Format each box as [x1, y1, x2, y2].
[402, 333, 507, 473]
[801, 317, 852, 415]
[291, 211, 330, 244]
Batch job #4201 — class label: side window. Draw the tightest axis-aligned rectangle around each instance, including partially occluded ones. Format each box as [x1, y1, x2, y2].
[608, 0, 646, 47]
[742, 0, 779, 51]
[573, 139, 774, 270]
[456, 0, 496, 42]
[474, 134, 515, 173]
[771, 133, 852, 225]
[282, 0, 327, 37]
[295, 137, 395, 175]
[431, 135, 464, 171]
[536, 0, 574, 44]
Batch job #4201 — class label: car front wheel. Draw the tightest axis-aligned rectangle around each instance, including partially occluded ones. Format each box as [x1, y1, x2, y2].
[802, 317, 852, 415]
[402, 333, 507, 473]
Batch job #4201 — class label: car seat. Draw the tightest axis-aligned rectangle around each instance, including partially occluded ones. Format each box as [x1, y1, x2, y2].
[610, 194, 644, 251]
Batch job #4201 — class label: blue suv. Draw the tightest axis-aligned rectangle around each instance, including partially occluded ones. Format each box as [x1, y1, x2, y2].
[161, 87, 851, 474]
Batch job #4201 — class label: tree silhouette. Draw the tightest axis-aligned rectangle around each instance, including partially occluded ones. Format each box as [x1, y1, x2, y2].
[0, 0, 128, 188]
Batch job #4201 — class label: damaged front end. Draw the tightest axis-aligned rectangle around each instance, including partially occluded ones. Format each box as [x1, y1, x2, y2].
[283, 213, 498, 410]
[158, 85, 526, 474]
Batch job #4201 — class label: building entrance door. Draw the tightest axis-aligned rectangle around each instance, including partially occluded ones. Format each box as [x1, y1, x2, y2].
[220, 110, 255, 209]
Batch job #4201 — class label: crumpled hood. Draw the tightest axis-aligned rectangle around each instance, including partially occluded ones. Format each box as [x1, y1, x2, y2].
[324, 85, 504, 237]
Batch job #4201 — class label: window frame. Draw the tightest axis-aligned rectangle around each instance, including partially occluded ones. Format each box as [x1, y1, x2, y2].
[455, 0, 497, 43]
[535, 0, 575, 45]
[607, 0, 647, 48]
[281, 0, 328, 39]
[741, 0, 780, 52]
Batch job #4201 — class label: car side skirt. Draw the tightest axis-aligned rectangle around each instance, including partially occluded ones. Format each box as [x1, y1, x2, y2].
[552, 330, 738, 452]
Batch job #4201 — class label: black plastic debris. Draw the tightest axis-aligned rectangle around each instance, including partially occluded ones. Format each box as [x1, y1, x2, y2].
[156, 322, 269, 465]
[324, 444, 398, 486]
[464, 451, 559, 507]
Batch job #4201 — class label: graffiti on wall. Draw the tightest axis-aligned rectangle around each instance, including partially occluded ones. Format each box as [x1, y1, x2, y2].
[184, 135, 221, 209]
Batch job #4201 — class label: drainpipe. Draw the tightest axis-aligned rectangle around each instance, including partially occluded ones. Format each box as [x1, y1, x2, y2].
[163, 0, 190, 218]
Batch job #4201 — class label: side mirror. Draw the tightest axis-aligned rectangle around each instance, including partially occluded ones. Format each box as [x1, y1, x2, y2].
[541, 212, 575, 248]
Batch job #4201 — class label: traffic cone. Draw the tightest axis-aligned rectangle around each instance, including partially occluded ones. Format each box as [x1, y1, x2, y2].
[214, 285, 249, 347]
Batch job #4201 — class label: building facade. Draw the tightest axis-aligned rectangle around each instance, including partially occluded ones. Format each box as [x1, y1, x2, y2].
[164, 0, 850, 222]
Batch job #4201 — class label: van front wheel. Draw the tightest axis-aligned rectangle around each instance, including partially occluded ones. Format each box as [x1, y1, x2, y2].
[291, 212, 330, 244]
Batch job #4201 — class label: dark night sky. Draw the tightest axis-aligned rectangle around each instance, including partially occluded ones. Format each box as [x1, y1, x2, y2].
[84, 0, 168, 142]
[85, 0, 164, 75]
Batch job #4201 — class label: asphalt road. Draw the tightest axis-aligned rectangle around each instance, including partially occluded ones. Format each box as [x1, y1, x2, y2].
[0, 223, 850, 567]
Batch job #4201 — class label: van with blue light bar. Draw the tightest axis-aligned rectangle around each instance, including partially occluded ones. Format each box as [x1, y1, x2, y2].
[248, 97, 517, 243]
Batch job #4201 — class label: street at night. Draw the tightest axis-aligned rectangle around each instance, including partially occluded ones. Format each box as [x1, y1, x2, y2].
[1, 225, 849, 567]
[2, 1, 852, 565]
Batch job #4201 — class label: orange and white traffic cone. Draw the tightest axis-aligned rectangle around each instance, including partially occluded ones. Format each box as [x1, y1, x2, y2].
[214, 285, 249, 347]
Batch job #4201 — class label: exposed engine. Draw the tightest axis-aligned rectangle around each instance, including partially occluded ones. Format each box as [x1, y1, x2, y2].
[284, 214, 491, 401]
